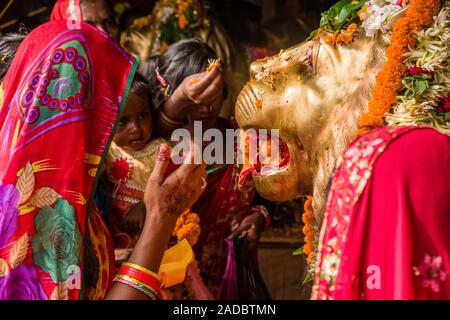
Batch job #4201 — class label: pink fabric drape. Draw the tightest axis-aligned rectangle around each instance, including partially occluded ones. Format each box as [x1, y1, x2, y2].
[313, 126, 450, 299]
[50, 0, 82, 22]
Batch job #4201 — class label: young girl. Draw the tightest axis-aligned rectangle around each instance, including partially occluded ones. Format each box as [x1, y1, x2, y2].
[141, 39, 270, 296]
[103, 73, 166, 253]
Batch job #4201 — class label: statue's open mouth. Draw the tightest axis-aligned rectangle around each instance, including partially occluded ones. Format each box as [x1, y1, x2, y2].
[237, 130, 290, 188]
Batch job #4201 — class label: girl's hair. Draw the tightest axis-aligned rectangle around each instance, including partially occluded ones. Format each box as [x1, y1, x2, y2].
[139, 38, 228, 111]
[0, 26, 29, 82]
[130, 71, 151, 101]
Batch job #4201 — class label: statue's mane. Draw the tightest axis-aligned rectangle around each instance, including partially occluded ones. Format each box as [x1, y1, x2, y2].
[311, 30, 391, 225]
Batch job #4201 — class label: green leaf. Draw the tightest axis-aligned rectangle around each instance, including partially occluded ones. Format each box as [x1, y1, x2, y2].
[336, 4, 353, 25]
[307, 29, 319, 41]
[335, 1, 366, 29]
[293, 246, 304, 256]
[320, 13, 329, 27]
[320, 0, 350, 27]
[416, 80, 429, 95]
[320, 0, 366, 31]
[302, 271, 314, 285]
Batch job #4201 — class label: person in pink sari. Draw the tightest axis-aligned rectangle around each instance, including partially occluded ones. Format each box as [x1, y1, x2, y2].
[312, 126, 450, 299]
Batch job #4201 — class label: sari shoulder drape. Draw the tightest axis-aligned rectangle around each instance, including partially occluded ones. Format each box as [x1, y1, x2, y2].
[0, 21, 137, 300]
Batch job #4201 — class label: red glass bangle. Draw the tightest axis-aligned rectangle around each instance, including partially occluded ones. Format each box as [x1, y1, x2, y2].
[118, 264, 161, 295]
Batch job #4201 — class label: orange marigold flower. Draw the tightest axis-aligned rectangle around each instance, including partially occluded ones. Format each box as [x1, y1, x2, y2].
[302, 224, 314, 235]
[301, 195, 315, 264]
[185, 212, 200, 224]
[302, 212, 313, 224]
[304, 243, 314, 255]
[304, 195, 313, 211]
[176, 223, 201, 246]
[326, 23, 358, 46]
[178, 14, 187, 30]
[358, 113, 385, 128]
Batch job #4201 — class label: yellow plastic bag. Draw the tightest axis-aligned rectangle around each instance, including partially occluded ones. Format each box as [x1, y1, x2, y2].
[158, 239, 194, 288]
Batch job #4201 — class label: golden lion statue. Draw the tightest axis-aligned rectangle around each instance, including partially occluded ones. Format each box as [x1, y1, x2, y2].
[236, 0, 449, 222]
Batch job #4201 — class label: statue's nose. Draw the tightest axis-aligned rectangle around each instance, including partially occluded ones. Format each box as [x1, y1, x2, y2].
[249, 61, 262, 78]
[249, 55, 276, 78]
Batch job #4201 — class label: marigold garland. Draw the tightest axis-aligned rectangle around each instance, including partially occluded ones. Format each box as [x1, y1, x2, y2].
[326, 23, 359, 45]
[173, 209, 201, 246]
[357, 0, 440, 133]
[301, 195, 315, 264]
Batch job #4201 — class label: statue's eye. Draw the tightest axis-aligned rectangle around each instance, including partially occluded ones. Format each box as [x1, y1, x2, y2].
[297, 62, 311, 75]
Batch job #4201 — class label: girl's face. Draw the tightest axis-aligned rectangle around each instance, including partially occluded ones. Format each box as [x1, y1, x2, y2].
[113, 93, 152, 152]
[187, 91, 224, 130]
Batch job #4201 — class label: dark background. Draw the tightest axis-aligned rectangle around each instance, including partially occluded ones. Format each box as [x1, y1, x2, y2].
[0, 0, 336, 51]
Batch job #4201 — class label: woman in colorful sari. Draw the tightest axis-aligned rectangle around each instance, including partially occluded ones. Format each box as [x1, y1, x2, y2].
[51, 0, 120, 41]
[141, 39, 269, 297]
[0, 20, 206, 300]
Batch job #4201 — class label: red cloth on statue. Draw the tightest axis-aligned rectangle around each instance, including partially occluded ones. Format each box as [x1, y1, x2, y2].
[313, 126, 450, 299]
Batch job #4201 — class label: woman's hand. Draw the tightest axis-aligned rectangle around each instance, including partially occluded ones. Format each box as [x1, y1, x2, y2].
[106, 143, 206, 300]
[162, 66, 224, 120]
[143, 143, 207, 228]
[228, 212, 265, 250]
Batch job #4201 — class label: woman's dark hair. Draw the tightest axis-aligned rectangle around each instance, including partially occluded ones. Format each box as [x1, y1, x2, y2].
[139, 38, 228, 112]
[0, 26, 29, 82]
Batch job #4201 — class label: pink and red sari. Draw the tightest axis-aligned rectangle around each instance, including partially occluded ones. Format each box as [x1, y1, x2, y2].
[312, 126, 450, 299]
[0, 21, 138, 300]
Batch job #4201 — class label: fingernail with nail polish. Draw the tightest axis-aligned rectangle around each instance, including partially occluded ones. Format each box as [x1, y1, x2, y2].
[158, 144, 170, 162]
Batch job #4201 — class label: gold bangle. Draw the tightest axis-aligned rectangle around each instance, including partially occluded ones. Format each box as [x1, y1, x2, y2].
[159, 109, 184, 127]
[122, 262, 162, 282]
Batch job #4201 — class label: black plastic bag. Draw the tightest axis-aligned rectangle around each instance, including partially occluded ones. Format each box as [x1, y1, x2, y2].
[234, 238, 272, 300]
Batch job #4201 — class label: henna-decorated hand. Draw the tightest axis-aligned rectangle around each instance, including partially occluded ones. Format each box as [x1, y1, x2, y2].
[143, 143, 207, 229]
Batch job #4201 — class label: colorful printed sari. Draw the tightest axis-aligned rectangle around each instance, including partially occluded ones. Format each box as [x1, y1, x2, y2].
[0, 21, 138, 300]
[312, 126, 450, 299]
